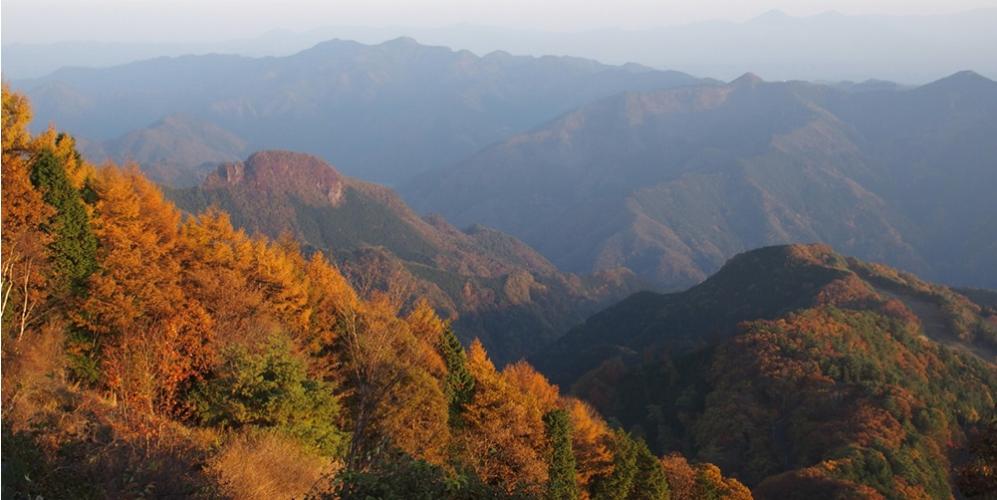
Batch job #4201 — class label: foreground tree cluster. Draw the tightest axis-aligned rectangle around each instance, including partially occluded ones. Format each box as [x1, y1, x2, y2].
[0, 88, 750, 498]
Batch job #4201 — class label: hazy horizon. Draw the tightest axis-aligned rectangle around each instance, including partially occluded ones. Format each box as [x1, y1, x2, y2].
[5, 5, 997, 83]
[5, 0, 997, 44]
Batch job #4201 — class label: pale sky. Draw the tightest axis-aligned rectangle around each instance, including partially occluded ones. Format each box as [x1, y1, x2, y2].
[4, 0, 997, 43]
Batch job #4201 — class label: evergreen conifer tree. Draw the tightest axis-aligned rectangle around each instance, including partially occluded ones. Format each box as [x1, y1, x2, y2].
[29, 149, 97, 293]
[438, 327, 475, 425]
[544, 409, 580, 500]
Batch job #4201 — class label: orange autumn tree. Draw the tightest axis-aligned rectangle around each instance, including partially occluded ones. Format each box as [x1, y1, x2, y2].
[500, 361, 619, 497]
[78, 166, 215, 412]
[660, 453, 752, 500]
[366, 297, 451, 465]
[503, 360, 560, 412]
[461, 339, 549, 494]
[565, 398, 616, 494]
[1, 86, 58, 344]
[340, 293, 451, 469]
[455, 339, 667, 499]
[302, 251, 362, 373]
[179, 209, 265, 346]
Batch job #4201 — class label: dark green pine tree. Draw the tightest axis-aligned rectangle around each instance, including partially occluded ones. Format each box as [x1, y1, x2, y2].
[632, 438, 670, 500]
[438, 327, 475, 426]
[544, 409, 580, 500]
[591, 430, 638, 500]
[30, 149, 98, 293]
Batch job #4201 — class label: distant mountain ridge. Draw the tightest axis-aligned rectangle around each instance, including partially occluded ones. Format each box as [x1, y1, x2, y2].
[406, 71, 997, 290]
[5, 9, 996, 82]
[80, 114, 247, 187]
[14, 37, 702, 185]
[168, 150, 642, 364]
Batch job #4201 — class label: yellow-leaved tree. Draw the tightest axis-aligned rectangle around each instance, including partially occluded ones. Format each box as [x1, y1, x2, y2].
[460, 339, 549, 494]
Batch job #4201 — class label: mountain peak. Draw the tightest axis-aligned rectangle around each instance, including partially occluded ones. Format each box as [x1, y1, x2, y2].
[717, 243, 844, 275]
[752, 9, 790, 22]
[380, 36, 420, 47]
[919, 70, 997, 93]
[204, 150, 344, 206]
[731, 72, 764, 86]
[939, 70, 993, 84]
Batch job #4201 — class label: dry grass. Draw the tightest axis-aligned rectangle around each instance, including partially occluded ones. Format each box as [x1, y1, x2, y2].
[205, 430, 340, 499]
[1, 319, 71, 425]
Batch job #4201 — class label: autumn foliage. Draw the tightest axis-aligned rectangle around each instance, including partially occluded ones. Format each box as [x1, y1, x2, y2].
[2, 88, 738, 499]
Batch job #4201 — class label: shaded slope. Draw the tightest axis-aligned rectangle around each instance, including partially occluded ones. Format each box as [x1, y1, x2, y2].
[531, 243, 997, 498]
[406, 72, 997, 289]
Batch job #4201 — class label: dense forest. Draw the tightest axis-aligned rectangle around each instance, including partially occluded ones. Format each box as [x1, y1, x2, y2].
[535, 245, 997, 498]
[1, 87, 755, 498]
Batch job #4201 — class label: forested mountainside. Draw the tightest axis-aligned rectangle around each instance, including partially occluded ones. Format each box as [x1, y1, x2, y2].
[533, 244, 997, 498]
[406, 71, 997, 291]
[2, 85, 760, 499]
[166, 150, 640, 365]
[13, 37, 701, 185]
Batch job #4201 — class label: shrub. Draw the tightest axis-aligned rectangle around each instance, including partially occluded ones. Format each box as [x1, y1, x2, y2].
[189, 336, 348, 456]
[320, 451, 519, 500]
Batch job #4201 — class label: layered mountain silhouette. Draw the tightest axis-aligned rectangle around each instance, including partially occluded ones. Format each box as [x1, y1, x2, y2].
[15, 37, 701, 185]
[168, 151, 641, 364]
[532, 243, 996, 497]
[80, 114, 248, 187]
[6, 9, 996, 83]
[406, 71, 997, 289]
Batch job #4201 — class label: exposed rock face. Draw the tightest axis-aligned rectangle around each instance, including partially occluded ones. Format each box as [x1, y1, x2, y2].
[204, 150, 344, 206]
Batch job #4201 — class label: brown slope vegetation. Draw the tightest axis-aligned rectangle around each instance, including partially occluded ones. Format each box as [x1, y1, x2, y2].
[2, 86, 747, 499]
[167, 150, 642, 365]
[405, 72, 997, 290]
[532, 243, 997, 498]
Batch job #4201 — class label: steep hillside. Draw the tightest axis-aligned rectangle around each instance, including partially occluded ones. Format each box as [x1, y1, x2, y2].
[533, 244, 997, 498]
[15, 37, 701, 185]
[4, 88, 750, 500]
[168, 151, 640, 364]
[406, 72, 997, 290]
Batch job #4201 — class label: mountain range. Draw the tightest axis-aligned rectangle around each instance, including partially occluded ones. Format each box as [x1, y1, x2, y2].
[17, 37, 996, 292]
[532, 243, 996, 497]
[3, 34, 996, 498]
[406, 71, 997, 290]
[79, 114, 248, 187]
[5, 9, 997, 83]
[167, 150, 641, 364]
[13, 37, 700, 185]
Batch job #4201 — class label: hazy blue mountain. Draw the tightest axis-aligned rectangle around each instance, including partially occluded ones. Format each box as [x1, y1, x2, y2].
[81, 114, 248, 187]
[405, 71, 997, 289]
[6, 9, 996, 83]
[12, 37, 701, 185]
